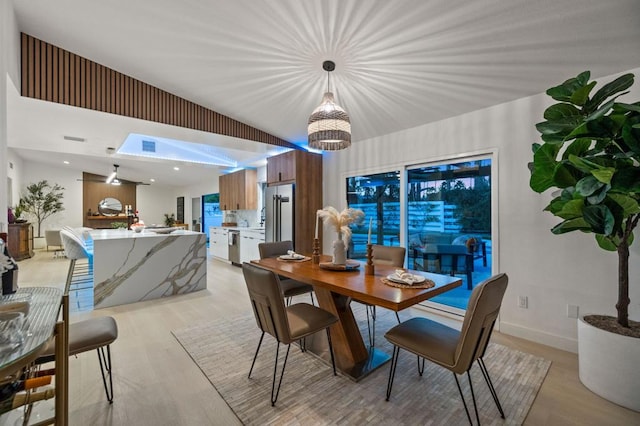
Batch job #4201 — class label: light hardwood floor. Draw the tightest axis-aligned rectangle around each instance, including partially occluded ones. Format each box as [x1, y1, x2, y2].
[5, 249, 640, 425]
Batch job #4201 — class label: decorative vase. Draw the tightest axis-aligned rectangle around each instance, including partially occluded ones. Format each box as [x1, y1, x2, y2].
[332, 232, 347, 265]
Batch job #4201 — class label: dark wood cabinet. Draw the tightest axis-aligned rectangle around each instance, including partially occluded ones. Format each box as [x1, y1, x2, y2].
[8, 223, 34, 260]
[267, 150, 323, 254]
[266, 150, 296, 184]
[219, 169, 257, 210]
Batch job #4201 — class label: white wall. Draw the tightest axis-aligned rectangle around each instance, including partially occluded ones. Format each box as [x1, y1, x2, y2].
[136, 184, 180, 226]
[19, 160, 85, 235]
[323, 67, 640, 353]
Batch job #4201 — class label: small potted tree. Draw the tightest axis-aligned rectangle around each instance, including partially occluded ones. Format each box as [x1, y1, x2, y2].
[21, 180, 65, 248]
[530, 71, 639, 410]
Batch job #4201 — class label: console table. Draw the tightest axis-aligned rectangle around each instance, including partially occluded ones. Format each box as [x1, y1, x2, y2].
[7, 223, 34, 260]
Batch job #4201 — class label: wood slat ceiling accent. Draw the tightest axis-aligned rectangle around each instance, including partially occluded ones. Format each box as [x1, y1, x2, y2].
[20, 33, 299, 150]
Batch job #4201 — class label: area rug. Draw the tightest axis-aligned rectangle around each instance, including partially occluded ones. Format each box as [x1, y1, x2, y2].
[172, 308, 550, 425]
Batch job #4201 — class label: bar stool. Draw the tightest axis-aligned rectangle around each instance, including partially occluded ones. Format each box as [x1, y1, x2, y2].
[37, 316, 118, 403]
[60, 229, 93, 294]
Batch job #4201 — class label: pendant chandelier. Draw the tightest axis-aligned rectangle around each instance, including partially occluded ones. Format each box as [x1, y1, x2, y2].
[307, 60, 351, 151]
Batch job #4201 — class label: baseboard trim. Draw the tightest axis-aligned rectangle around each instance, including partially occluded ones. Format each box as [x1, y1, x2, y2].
[500, 321, 578, 353]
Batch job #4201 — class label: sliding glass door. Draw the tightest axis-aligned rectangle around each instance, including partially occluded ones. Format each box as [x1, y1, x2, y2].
[407, 157, 492, 310]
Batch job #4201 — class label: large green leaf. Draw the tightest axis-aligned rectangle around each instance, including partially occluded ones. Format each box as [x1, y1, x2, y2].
[587, 184, 611, 204]
[552, 162, 578, 188]
[571, 81, 597, 106]
[546, 71, 591, 102]
[562, 138, 592, 160]
[611, 168, 640, 192]
[551, 217, 591, 234]
[544, 103, 582, 120]
[530, 143, 560, 192]
[607, 193, 640, 216]
[583, 205, 614, 235]
[585, 97, 620, 122]
[615, 102, 640, 113]
[621, 118, 640, 154]
[568, 154, 600, 173]
[575, 175, 604, 197]
[556, 199, 585, 219]
[585, 73, 634, 112]
[591, 167, 615, 184]
[596, 234, 617, 251]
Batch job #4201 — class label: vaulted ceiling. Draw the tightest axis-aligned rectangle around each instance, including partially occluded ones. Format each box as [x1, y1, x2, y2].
[8, 0, 640, 186]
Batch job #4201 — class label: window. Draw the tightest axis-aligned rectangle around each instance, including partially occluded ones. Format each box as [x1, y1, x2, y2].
[346, 171, 401, 260]
[202, 193, 222, 245]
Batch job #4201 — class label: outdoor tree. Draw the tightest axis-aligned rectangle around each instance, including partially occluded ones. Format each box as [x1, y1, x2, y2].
[21, 180, 65, 238]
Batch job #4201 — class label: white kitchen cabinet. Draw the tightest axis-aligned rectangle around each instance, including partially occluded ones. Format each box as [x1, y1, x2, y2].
[210, 227, 229, 260]
[240, 229, 265, 264]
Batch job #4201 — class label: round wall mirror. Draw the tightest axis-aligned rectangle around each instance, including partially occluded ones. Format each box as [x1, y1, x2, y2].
[98, 197, 123, 216]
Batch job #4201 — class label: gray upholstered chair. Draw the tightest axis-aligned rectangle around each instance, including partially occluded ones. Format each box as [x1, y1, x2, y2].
[384, 273, 509, 425]
[242, 263, 337, 406]
[258, 241, 315, 305]
[355, 245, 406, 347]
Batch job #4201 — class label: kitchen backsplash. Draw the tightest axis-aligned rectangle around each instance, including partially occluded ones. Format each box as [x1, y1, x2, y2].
[223, 209, 260, 227]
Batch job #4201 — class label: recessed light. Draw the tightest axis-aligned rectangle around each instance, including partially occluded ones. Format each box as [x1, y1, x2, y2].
[150, 178, 156, 182]
[63, 160, 70, 164]
[173, 167, 180, 171]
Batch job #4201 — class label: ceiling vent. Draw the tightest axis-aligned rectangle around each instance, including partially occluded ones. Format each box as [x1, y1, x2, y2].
[63, 135, 86, 142]
[142, 140, 156, 153]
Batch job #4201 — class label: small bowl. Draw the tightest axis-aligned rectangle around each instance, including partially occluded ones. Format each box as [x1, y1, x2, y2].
[133, 226, 145, 233]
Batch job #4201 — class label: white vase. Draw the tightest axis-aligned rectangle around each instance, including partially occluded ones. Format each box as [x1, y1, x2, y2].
[578, 315, 640, 412]
[332, 233, 346, 265]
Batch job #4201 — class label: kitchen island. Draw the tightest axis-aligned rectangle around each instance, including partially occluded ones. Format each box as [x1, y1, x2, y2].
[89, 228, 207, 308]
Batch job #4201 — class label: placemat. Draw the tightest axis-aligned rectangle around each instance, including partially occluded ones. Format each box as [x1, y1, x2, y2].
[381, 277, 435, 289]
[277, 256, 311, 262]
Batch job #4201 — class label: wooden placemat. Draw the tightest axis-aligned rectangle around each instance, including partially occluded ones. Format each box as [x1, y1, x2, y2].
[277, 256, 311, 262]
[381, 277, 435, 289]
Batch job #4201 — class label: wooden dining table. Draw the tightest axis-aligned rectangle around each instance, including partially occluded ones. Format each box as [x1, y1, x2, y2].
[250, 255, 462, 381]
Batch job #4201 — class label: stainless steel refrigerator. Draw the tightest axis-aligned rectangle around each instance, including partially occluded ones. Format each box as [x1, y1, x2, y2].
[265, 184, 294, 244]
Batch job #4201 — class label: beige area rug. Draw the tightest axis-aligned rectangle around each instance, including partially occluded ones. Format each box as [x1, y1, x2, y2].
[172, 308, 550, 425]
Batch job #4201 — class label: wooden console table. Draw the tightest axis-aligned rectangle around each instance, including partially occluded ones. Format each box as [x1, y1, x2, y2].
[7, 223, 34, 260]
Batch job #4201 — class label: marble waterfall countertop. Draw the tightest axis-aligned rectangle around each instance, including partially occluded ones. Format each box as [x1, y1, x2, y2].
[89, 228, 207, 308]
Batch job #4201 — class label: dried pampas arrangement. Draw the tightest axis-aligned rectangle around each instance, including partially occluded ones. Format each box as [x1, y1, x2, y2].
[317, 206, 365, 244]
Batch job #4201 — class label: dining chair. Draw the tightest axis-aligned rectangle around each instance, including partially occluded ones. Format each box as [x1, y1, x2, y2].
[258, 241, 315, 305]
[354, 244, 406, 348]
[242, 262, 338, 406]
[384, 273, 509, 425]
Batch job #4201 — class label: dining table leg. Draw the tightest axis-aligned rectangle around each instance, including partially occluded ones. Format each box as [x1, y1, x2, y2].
[311, 287, 391, 381]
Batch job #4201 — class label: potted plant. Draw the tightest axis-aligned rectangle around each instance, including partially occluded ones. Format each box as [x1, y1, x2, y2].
[164, 213, 176, 227]
[20, 180, 65, 247]
[530, 70, 640, 410]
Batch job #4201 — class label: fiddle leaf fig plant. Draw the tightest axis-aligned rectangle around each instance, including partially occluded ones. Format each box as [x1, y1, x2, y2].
[530, 71, 640, 331]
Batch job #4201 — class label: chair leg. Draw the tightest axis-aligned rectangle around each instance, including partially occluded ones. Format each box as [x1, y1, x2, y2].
[453, 373, 473, 425]
[477, 358, 505, 418]
[395, 311, 401, 324]
[385, 346, 400, 401]
[466, 370, 481, 426]
[270, 342, 291, 406]
[310, 292, 315, 306]
[325, 328, 337, 376]
[417, 356, 425, 376]
[248, 332, 265, 379]
[97, 345, 114, 403]
[365, 305, 374, 348]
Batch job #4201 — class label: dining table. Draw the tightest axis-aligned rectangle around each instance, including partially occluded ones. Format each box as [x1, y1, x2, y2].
[250, 255, 462, 381]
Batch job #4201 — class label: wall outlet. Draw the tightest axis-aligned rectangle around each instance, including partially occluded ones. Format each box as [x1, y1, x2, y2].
[518, 296, 528, 309]
[567, 304, 579, 319]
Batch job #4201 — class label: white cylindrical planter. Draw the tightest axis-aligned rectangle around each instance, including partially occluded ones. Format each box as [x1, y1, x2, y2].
[578, 315, 640, 412]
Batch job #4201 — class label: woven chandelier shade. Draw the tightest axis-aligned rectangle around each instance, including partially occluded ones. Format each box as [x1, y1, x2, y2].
[307, 60, 351, 151]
